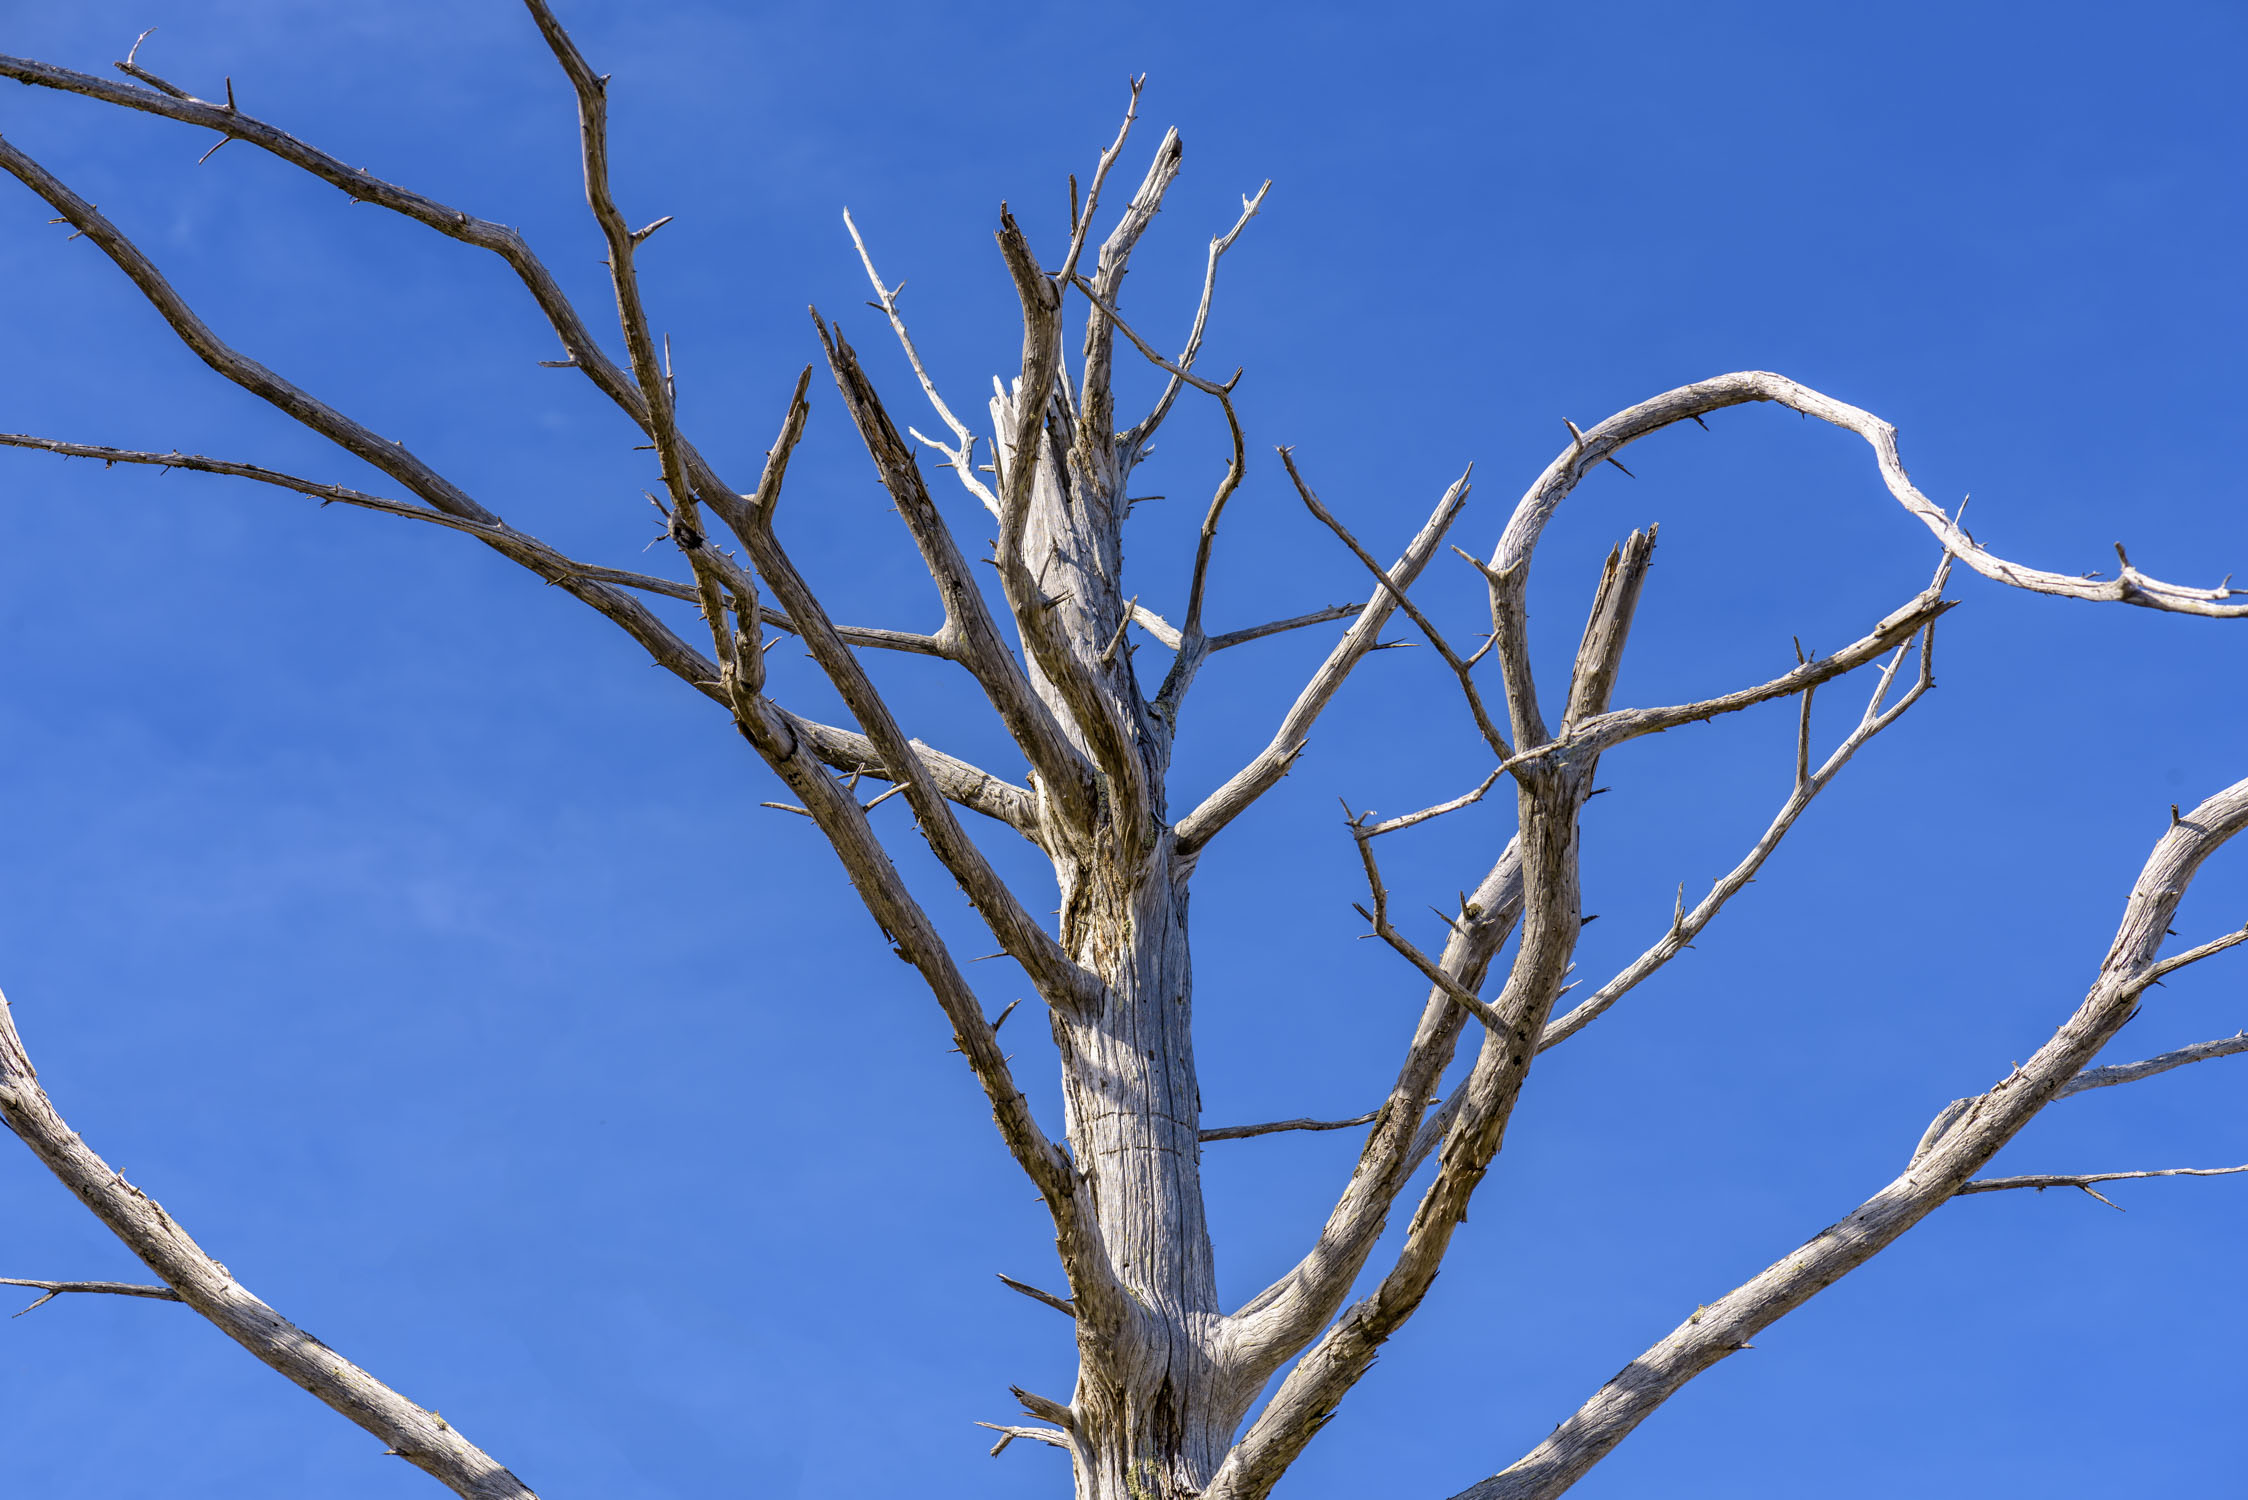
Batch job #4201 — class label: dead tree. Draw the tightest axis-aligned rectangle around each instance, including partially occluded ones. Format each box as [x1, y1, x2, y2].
[2, 9, 2244, 1499]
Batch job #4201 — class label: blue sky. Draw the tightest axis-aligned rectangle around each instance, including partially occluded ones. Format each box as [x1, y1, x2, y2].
[1, 2, 2244, 1496]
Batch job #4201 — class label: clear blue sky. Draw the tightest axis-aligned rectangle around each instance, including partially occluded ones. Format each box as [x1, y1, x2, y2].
[2, 2, 2244, 1496]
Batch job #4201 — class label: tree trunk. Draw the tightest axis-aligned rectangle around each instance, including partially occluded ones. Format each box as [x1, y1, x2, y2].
[1010, 384, 1245, 1497]
[1054, 845, 1236, 1496]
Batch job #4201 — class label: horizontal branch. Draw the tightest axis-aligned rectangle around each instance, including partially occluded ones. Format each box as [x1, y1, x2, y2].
[1956, 1163, 2248, 1206]
[1200, 1111, 1378, 1143]
[2, 1275, 183, 1316]
[2058, 1031, 2248, 1097]
[976, 1422, 1072, 1456]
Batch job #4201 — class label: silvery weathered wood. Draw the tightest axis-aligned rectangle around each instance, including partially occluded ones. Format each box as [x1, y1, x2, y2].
[1, 9, 2243, 1499]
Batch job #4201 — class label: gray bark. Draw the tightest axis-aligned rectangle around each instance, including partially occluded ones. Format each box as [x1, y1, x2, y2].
[1, 12, 2244, 1500]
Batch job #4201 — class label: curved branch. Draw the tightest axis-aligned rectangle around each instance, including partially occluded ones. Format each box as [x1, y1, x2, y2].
[1491, 370, 2246, 619]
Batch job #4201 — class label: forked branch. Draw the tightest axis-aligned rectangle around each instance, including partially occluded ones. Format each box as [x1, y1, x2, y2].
[1343, 787, 1510, 1032]
[1283, 450, 1511, 761]
[1176, 473, 1473, 861]
[1544, 605, 1941, 1050]
[842, 209, 1002, 518]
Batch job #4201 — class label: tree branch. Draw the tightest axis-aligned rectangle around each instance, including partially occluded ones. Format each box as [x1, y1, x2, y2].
[976, 1421, 1073, 1456]
[1506, 582, 1953, 775]
[1542, 611, 1938, 1050]
[1283, 450, 1510, 762]
[1207, 604, 1363, 651]
[1954, 1164, 2248, 1209]
[1343, 796, 1510, 1033]
[811, 318, 1098, 833]
[841, 208, 1001, 517]
[995, 1273, 1077, 1318]
[1450, 775, 2248, 1500]
[1175, 473, 1473, 862]
[1487, 370, 2248, 623]
[0, 45, 656, 437]
[2, 1275, 183, 1317]
[989, 210, 1153, 836]
[2057, 1031, 2248, 1098]
[0, 989, 539, 1499]
[1198, 1112, 1380, 1143]
[1074, 122, 1182, 444]
[1123, 180, 1270, 457]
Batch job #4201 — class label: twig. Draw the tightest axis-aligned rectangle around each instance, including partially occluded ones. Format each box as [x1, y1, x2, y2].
[1127, 178, 1272, 452]
[975, 1421, 1071, 1456]
[842, 208, 1001, 517]
[2, 1276, 183, 1317]
[1200, 1111, 1379, 1142]
[995, 1273, 1076, 1318]
[1343, 801, 1509, 1031]
[1956, 1164, 2248, 1211]
[1207, 604, 1362, 650]
[1282, 449, 1511, 761]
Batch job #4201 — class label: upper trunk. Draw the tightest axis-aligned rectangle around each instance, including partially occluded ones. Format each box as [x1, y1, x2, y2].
[1006, 379, 1244, 1496]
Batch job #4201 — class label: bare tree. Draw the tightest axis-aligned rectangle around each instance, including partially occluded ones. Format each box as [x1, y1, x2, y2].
[2, 9, 2244, 1499]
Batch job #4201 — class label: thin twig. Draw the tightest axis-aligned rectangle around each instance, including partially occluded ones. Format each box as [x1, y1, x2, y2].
[1282, 449, 1511, 761]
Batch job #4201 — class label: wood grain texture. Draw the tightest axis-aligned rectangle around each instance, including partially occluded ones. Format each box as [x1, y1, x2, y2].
[1, 10, 2243, 1500]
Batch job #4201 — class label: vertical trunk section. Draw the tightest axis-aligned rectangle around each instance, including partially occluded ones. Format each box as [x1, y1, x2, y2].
[1054, 844, 1236, 1497]
[1008, 396, 1238, 1496]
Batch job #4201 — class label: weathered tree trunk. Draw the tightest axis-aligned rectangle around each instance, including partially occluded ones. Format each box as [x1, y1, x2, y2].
[1013, 375, 1243, 1496]
[1053, 850, 1235, 1497]
[5, 22, 2247, 1500]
